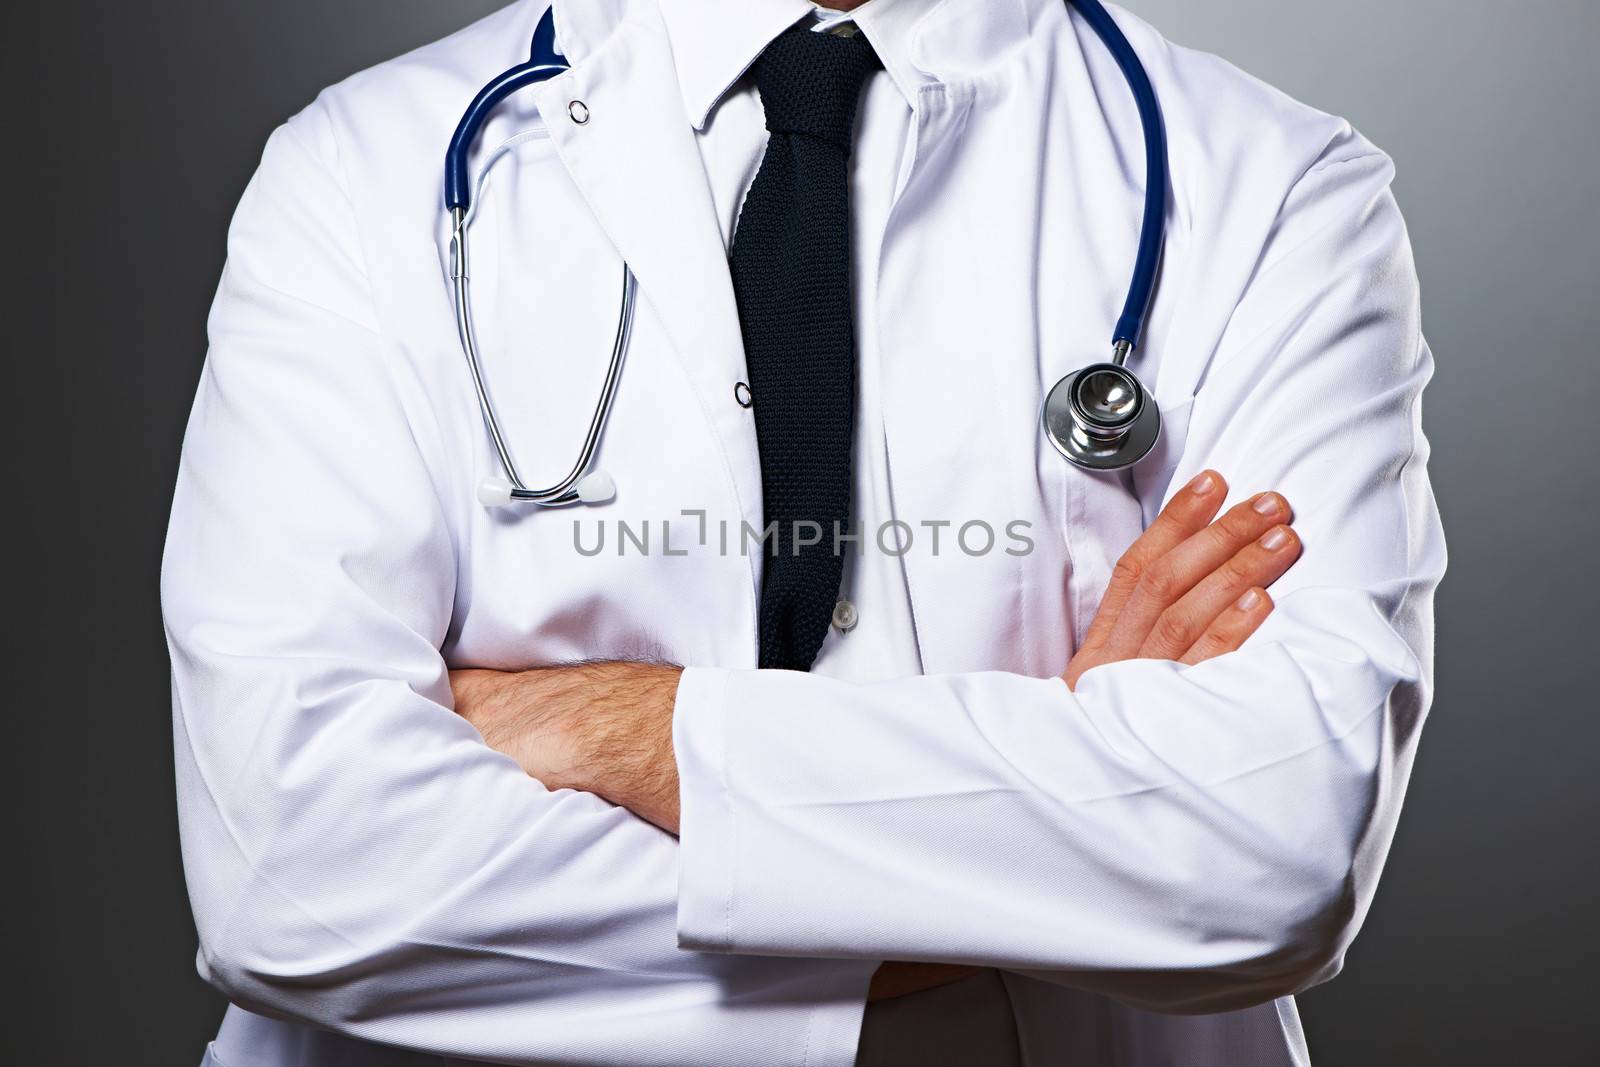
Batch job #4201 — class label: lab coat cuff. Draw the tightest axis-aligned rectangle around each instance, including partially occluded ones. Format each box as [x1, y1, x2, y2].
[675, 668, 879, 1065]
[673, 665, 737, 952]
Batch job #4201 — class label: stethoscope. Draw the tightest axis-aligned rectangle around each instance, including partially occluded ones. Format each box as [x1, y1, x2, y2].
[445, 0, 1167, 508]
[446, 10, 629, 507]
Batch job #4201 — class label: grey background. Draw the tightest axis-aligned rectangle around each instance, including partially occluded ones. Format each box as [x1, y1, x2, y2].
[13, 1, 1597, 1064]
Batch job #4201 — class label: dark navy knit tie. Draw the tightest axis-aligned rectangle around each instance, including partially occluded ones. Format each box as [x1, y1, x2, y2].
[730, 23, 879, 672]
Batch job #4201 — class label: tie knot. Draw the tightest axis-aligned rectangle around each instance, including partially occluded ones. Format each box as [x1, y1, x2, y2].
[753, 23, 880, 152]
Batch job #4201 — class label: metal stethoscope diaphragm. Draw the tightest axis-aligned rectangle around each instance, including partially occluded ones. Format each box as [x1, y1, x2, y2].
[1041, 339, 1162, 471]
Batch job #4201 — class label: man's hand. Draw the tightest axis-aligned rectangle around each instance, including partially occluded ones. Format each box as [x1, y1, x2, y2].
[450, 661, 684, 832]
[1064, 470, 1301, 690]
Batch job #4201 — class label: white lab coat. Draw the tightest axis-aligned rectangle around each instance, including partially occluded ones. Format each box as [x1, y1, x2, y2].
[163, 0, 1446, 1064]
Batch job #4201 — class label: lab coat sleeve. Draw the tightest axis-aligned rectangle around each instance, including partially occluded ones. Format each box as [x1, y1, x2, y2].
[163, 117, 875, 1066]
[672, 142, 1446, 1014]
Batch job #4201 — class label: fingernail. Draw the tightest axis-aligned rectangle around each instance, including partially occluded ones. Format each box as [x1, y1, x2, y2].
[1252, 493, 1282, 515]
[1188, 471, 1217, 495]
[1236, 589, 1262, 611]
[1260, 527, 1291, 551]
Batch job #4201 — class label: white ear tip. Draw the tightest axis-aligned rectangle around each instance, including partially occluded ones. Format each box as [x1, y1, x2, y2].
[575, 469, 615, 504]
[477, 475, 514, 507]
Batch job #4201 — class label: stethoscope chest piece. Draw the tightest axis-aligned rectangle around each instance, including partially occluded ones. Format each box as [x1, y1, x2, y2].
[1042, 361, 1161, 471]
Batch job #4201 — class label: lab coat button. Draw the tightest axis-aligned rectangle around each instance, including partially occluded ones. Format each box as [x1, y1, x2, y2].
[567, 100, 590, 124]
[734, 381, 753, 408]
[831, 599, 858, 633]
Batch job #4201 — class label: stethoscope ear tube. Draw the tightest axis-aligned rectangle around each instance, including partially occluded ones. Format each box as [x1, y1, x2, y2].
[451, 200, 636, 507]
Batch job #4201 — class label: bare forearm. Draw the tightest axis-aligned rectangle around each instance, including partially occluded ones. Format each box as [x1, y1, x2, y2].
[451, 660, 683, 832]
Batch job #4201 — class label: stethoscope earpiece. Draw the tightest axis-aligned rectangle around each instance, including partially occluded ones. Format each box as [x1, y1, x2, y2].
[477, 475, 515, 508]
[1042, 355, 1162, 471]
[574, 469, 616, 505]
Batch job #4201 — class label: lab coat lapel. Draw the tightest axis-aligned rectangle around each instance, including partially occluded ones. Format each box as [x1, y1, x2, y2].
[529, 17, 764, 540]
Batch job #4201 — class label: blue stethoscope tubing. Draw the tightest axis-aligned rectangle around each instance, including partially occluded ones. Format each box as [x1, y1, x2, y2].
[445, 10, 568, 213]
[444, 0, 1169, 507]
[1071, 0, 1167, 353]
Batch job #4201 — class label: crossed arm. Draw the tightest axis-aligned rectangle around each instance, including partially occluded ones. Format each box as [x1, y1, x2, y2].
[449, 472, 1302, 997]
[451, 472, 1298, 831]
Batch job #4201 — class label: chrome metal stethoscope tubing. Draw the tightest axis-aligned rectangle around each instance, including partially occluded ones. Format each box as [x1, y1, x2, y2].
[449, 207, 636, 506]
[451, 209, 527, 491]
[569, 263, 636, 492]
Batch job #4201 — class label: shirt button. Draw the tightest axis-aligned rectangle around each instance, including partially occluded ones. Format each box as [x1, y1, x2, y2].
[831, 598, 859, 634]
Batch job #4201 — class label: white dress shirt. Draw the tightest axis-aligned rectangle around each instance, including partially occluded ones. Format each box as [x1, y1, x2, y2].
[685, 2, 1019, 1058]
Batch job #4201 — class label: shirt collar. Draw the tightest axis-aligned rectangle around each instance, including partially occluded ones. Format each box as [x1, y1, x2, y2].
[653, 0, 1032, 130]
[657, 0, 814, 129]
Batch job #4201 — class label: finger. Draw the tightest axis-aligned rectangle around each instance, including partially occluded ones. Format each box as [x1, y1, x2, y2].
[1178, 587, 1275, 665]
[1100, 490, 1292, 656]
[1080, 470, 1228, 650]
[1138, 523, 1302, 658]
